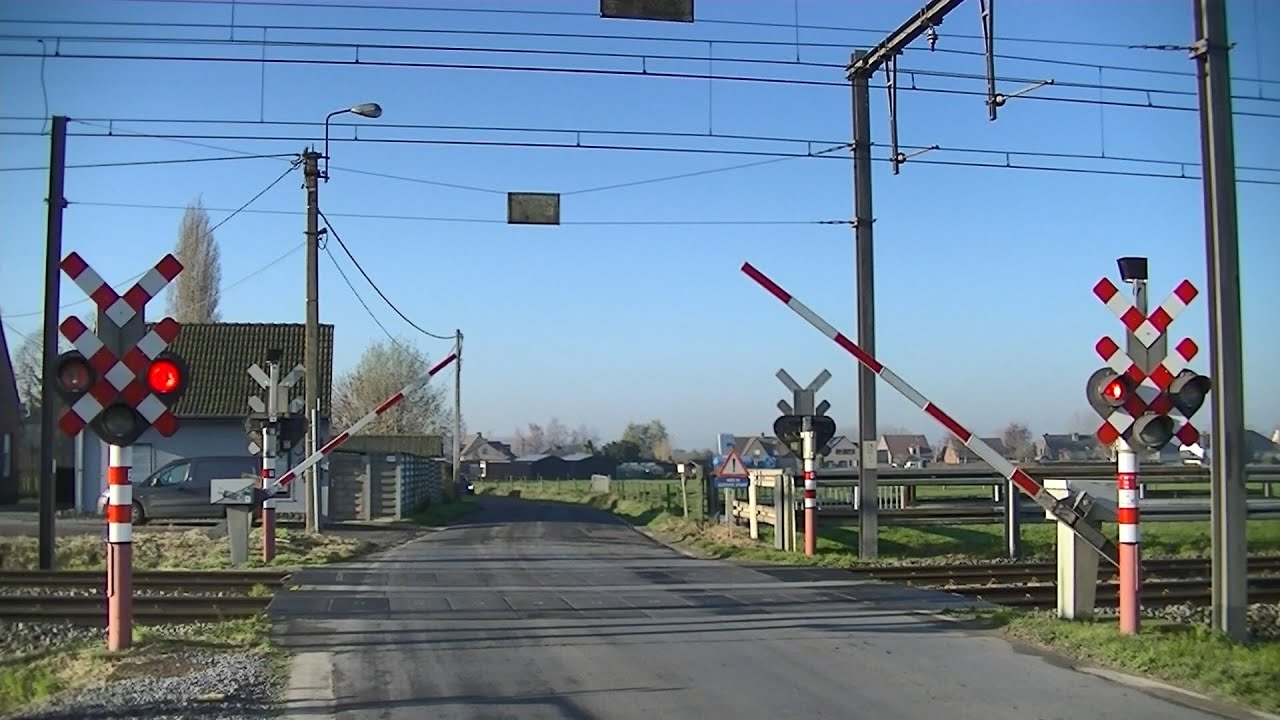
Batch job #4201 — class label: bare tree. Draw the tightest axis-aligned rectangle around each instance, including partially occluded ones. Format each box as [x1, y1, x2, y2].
[332, 339, 447, 435]
[13, 334, 43, 416]
[621, 419, 672, 461]
[1002, 422, 1035, 462]
[166, 197, 222, 323]
[544, 418, 569, 449]
[11, 320, 81, 415]
[569, 423, 600, 449]
[513, 423, 546, 455]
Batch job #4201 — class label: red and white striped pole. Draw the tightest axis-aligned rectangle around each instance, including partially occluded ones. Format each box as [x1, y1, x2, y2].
[261, 423, 278, 562]
[105, 443, 133, 651]
[1116, 438, 1140, 634]
[801, 417, 817, 556]
[262, 359, 280, 562]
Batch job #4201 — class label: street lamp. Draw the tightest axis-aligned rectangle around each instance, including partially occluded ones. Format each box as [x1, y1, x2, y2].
[322, 102, 383, 181]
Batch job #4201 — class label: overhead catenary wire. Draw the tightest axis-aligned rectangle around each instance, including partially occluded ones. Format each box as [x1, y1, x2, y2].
[318, 208, 455, 341]
[54, 117, 496, 195]
[13, 2, 1280, 76]
[2, 47, 1275, 119]
[78, 201, 858, 225]
[14, 127, 1278, 186]
[0, 152, 299, 172]
[3, 31, 1272, 107]
[14, 118, 1278, 177]
[2, 159, 302, 319]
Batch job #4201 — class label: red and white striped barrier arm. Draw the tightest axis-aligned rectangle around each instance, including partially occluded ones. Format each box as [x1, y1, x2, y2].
[741, 262, 1120, 567]
[264, 351, 459, 495]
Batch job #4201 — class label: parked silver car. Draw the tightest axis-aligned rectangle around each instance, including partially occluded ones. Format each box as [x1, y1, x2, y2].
[98, 455, 260, 524]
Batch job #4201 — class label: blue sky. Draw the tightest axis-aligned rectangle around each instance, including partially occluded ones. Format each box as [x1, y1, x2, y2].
[1, 0, 1277, 451]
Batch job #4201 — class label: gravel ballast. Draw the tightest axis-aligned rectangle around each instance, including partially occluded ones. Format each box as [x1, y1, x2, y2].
[1, 621, 284, 720]
[6, 649, 279, 720]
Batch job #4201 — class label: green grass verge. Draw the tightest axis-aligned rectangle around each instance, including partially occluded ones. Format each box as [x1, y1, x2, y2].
[479, 482, 1280, 565]
[959, 609, 1280, 713]
[0, 528, 370, 571]
[407, 496, 480, 526]
[0, 615, 280, 716]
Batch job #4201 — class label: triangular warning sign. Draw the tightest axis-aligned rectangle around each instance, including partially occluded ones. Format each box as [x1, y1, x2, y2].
[715, 448, 749, 479]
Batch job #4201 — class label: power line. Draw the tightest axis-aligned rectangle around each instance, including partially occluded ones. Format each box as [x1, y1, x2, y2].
[13, 125, 1279, 185]
[2, 161, 302, 319]
[24, 0, 1255, 56]
[318, 208, 455, 341]
[16, 117, 1279, 176]
[322, 244, 401, 347]
[57, 117, 489, 196]
[3, 46, 1275, 119]
[567, 142, 850, 196]
[69, 118, 297, 159]
[0, 152, 298, 172]
[4, 30, 1273, 106]
[4, 14, 1275, 89]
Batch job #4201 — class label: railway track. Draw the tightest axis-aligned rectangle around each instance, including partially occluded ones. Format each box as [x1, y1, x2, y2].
[967, 576, 1280, 609]
[0, 594, 272, 623]
[0, 569, 291, 592]
[0, 569, 291, 624]
[838, 556, 1280, 610]
[854, 555, 1280, 585]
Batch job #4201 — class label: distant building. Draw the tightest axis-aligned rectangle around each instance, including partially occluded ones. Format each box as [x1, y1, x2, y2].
[560, 452, 617, 477]
[461, 433, 516, 463]
[877, 434, 933, 467]
[0, 327, 20, 504]
[714, 434, 800, 472]
[937, 436, 1011, 465]
[482, 453, 571, 480]
[822, 435, 859, 468]
[1183, 431, 1280, 465]
[1035, 433, 1108, 462]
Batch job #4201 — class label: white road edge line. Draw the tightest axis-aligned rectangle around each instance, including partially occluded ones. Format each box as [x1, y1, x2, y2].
[281, 650, 336, 720]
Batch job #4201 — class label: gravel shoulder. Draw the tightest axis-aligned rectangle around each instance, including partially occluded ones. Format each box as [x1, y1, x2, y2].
[0, 618, 286, 720]
[0, 521, 430, 718]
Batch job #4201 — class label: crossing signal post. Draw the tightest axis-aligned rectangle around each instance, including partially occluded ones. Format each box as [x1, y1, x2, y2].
[246, 355, 305, 561]
[773, 368, 836, 558]
[53, 251, 186, 651]
[1088, 258, 1210, 635]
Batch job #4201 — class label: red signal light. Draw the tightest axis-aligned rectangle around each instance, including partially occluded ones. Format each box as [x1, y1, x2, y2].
[147, 358, 182, 394]
[1103, 378, 1126, 403]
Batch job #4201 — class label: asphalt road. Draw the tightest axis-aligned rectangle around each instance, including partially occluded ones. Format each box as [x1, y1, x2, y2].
[270, 497, 1243, 720]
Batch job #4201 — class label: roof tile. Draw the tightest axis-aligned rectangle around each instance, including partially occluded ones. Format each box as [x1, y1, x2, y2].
[148, 322, 334, 418]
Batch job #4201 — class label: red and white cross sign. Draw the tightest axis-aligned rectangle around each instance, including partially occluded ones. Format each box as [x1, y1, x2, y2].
[57, 253, 184, 436]
[61, 252, 183, 329]
[1092, 277, 1202, 447]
